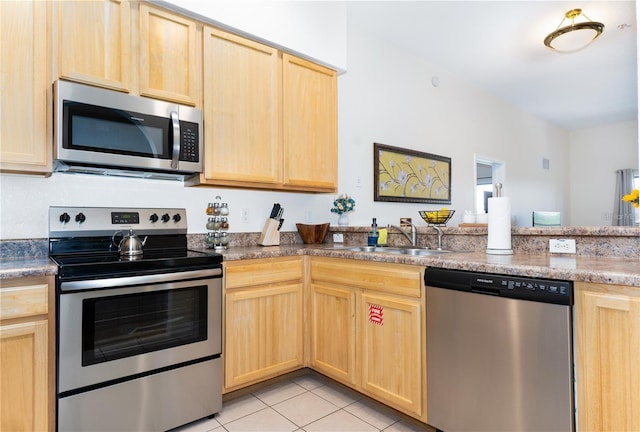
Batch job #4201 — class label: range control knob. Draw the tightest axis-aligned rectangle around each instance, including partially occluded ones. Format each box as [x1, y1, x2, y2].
[149, 213, 159, 223]
[172, 213, 181, 223]
[75, 213, 86, 223]
[59, 212, 71, 224]
[161, 213, 170, 223]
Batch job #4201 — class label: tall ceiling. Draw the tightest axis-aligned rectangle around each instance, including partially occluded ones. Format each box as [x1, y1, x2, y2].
[347, 1, 638, 130]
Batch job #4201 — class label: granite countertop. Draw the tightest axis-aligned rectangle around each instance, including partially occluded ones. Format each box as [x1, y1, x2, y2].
[2, 245, 639, 287]
[213, 244, 640, 287]
[0, 256, 57, 280]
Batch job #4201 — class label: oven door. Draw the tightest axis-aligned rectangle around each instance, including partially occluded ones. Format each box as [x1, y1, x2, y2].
[58, 269, 221, 394]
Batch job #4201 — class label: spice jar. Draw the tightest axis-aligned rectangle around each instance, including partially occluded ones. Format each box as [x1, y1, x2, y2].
[206, 217, 216, 230]
[221, 217, 229, 229]
[206, 203, 214, 215]
[220, 203, 229, 216]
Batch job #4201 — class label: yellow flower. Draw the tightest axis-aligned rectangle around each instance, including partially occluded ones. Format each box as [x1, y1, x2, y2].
[622, 189, 639, 208]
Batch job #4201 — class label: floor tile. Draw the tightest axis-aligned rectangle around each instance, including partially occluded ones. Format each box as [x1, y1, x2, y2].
[291, 374, 326, 391]
[173, 416, 221, 432]
[303, 410, 379, 432]
[311, 382, 361, 408]
[272, 391, 340, 427]
[383, 420, 430, 431]
[224, 407, 298, 432]
[215, 393, 268, 425]
[343, 400, 399, 430]
[253, 380, 307, 406]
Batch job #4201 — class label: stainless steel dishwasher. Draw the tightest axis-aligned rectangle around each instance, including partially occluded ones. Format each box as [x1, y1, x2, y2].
[425, 268, 574, 432]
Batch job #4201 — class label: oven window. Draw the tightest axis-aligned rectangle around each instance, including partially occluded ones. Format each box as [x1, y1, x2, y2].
[82, 286, 207, 366]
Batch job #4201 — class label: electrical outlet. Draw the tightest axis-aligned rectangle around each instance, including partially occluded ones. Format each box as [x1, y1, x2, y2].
[549, 239, 576, 254]
[240, 208, 250, 223]
[333, 233, 344, 243]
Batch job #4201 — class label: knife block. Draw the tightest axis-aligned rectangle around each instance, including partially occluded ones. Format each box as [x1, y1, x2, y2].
[258, 218, 280, 246]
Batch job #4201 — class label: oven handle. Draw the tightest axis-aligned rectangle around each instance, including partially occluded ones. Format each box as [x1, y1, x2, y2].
[59, 268, 222, 291]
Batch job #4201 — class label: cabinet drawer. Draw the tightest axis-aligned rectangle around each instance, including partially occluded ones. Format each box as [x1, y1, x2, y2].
[225, 257, 303, 289]
[0, 283, 48, 320]
[310, 257, 423, 298]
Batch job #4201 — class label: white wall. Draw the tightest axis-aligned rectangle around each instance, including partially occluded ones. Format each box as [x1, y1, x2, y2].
[569, 120, 639, 226]
[337, 19, 570, 229]
[158, 0, 348, 72]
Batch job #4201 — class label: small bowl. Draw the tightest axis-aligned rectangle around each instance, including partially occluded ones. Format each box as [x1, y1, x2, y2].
[296, 223, 330, 244]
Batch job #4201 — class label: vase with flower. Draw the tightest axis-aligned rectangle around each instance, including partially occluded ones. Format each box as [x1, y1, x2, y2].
[331, 194, 356, 226]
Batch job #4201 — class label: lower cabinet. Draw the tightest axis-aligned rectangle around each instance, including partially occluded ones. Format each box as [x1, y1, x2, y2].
[575, 282, 640, 432]
[0, 276, 53, 432]
[309, 257, 426, 421]
[223, 257, 304, 392]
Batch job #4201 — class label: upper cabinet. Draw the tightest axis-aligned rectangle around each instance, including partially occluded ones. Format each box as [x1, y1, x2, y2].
[56, 0, 201, 106]
[201, 27, 281, 186]
[57, 0, 131, 92]
[197, 28, 337, 192]
[282, 54, 337, 191]
[139, 5, 200, 105]
[0, 0, 51, 174]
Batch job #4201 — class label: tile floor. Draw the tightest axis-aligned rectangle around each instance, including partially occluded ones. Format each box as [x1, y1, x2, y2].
[176, 373, 429, 432]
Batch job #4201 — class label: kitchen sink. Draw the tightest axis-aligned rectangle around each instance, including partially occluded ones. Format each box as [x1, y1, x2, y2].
[326, 245, 456, 256]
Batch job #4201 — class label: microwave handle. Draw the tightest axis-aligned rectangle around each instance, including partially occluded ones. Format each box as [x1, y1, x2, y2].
[170, 111, 180, 169]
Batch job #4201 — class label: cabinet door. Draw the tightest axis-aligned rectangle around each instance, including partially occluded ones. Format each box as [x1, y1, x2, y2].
[282, 53, 337, 192]
[139, 5, 200, 105]
[0, 0, 51, 173]
[310, 283, 357, 386]
[57, 0, 131, 91]
[202, 27, 281, 186]
[225, 283, 303, 390]
[0, 320, 48, 432]
[360, 291, 423, 418]
[575, 283, 640, 432]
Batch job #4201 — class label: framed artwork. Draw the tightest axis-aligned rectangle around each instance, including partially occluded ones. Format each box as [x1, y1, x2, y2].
[374, 143, 451, 204]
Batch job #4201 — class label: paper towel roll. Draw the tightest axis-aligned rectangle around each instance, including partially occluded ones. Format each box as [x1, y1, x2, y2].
[486, 197, 513, 255]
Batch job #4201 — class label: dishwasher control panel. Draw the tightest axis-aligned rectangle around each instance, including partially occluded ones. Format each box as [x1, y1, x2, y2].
[425, 268, 572, 306]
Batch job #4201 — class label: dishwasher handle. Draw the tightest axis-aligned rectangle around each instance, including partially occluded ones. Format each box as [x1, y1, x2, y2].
[471, 286, 501, 296]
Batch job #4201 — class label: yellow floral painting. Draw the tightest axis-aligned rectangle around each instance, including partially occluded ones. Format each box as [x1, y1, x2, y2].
[374, 143, 451, 204]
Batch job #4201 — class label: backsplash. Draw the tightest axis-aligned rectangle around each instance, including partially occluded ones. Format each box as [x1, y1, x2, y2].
[3, 226, 638, 258]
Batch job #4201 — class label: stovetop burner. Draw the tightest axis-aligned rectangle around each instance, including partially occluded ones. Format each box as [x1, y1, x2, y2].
[49, 206, 222, 281]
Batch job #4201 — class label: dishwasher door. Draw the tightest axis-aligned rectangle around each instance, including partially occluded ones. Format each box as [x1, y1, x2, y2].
[426, 270, 574, 432]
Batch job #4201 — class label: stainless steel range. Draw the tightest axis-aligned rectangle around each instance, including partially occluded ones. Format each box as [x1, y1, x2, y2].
[49, 206, 223, 432]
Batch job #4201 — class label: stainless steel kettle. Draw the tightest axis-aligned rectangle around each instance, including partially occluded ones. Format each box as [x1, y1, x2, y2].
[112, 229, 148, 257]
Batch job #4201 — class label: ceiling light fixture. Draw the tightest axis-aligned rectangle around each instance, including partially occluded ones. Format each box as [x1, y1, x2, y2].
[544, 8, 604, 52]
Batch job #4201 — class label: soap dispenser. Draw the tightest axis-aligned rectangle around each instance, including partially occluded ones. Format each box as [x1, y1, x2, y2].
[368, 218, 379, 246]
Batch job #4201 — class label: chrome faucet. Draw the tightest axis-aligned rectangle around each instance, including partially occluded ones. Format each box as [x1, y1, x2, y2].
[388, 223, 417, 246]
[432, 225, 444, 250]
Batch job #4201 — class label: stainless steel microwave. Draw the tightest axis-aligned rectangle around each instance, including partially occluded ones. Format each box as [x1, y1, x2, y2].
[54, 80, 203, 180]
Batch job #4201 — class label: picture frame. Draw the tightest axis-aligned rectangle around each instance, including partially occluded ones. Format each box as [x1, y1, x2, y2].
[374, 142, 451, 204]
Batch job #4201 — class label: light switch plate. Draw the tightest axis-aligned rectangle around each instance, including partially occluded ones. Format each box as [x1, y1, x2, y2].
[333, 233, 344, 243]
[549, 239, 576, 254]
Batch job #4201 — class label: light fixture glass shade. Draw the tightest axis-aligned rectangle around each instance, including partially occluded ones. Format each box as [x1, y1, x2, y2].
[544, 9, 604, 52]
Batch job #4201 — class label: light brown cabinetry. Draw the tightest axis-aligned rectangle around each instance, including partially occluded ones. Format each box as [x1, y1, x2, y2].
[56, 0, 200, 106]
[0, 276, 54, 432]
[138, 4, 200, 105]
[197, 27, 337, 192]
[56, 0, 131, 92]
[201, 27, 281, 186]
[0, 0, 51, 174]
[223, 257, 304, 392]
[309, 257, 425, 421]
[282, 54, 337, 191]
[575, 282, 640, 432]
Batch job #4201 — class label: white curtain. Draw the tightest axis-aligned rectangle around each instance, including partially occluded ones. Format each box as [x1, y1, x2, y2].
[613, 168, 637, 226]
